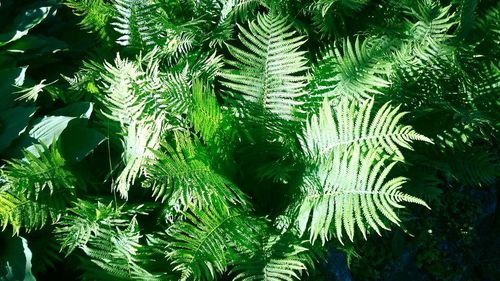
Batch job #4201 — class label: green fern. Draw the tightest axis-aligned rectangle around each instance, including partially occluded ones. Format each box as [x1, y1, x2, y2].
[231, 232, 314, 281]
[1, 1, 499, 280]
[221, 13, 308, 121]
[65, 0, 116, 40]
[294, 145, 429, 244]
[145, 132, 247, 210]
[310, 37, 392, 102]
[161, 205, 263, 280]
[301, 98, 432, 161]
[0, 145, 77, 234]
[0, 191, 56, 235]
[294, 98, 431, 243]
[81, 219, 162, 281]
[190, 80, 223, 142]
[56, 200, 161, 280]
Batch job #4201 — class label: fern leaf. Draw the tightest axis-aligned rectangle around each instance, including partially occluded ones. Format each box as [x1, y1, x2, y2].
[231, 233, 313, 281]
[113, 0, 155, 47]
[55, 200, 160, 280]
[144, 66, 192, 119]
[446, 148, 500, 187]
[144, 131, 247, 210]
[310, 37, 392, 102]
[190, 80, 222, 142]
[0, 191, 56, 234]
[301, 98, 432, 161]
[221, 13, 308, 121]
[294, 98, 430, 243]
[163, 205, 262, 281]
[409, 1, 457, 46]
[81, 219, 162, 281]
[0, 145, 77, 233]
[295, 145, 429, 244]
[65, 0, 115, 40]
[115, 119, 162, 199]
[99, 53, 145, 127]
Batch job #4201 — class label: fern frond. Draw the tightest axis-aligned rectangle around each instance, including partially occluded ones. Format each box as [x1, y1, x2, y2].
[144, 131, 247, 210]
[294, 145, 429, 244]
[2, 144, 77, 199]
[301, 98, 432, 161]
[310, 37, 392, 102]
[56, 200, 124, 256]
[81, 219, 162, 281]
[112, 0, 154, 47]
[98, 53, 145, 127]
[55, 199, 151, 255]
[209, 0, 262, 47]
[142, 64, 192, 120]
[162, 205, 263, 281]
[409, 1, 457, 46]
[293, 97, 431, 243]
[446, 148, 500, 187]
[190, 80, 222, 142]
[221, 13, 308, 121]
[0, 145, 79, 234]
[231, 232, 314, 281]
[189, 51, 225, 83]
[226, 0, 262, 20]
[112, 0, 198, 62]
[475, 1, 500, 53]
[115, 118, 163, 199]
[0, 191, 59, 234]
[55, 200, 160, 280]
[65, 0, 116, 40]
[93, 53, 167, 199]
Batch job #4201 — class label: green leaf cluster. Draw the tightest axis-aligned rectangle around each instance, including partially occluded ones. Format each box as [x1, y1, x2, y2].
[1, 0, 499, 280]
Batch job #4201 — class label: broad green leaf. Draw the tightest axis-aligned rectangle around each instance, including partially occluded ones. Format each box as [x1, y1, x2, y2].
[60, 124, 106, 163]
[51, 102, 93, 119]
[0, 234, 36, 281]
[11, 103, 94, 157]
[4, 35, 67, 54]
[26, 115, 75, 152]
[0, 6, 52, 47]
[0, 106, 37, 153]
[0, 67, 27, 110]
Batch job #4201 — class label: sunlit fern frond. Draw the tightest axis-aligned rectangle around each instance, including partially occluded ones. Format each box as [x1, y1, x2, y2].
[80, 219, 162, 281]
[293, 98, 430, 243]
[98, 53, 145, 127]
[301, 98, 432, 161]
[114, 118, 163, 199]
[293, 145, 429, 244]
[221, 13, 308, 121]
[0, 191, 63, 235]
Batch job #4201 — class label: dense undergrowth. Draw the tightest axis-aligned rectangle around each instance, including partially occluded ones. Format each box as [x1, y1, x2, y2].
[0, 0, 499, 280]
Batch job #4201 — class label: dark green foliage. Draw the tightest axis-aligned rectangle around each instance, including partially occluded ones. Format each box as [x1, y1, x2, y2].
[0, 0, 499, 280]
